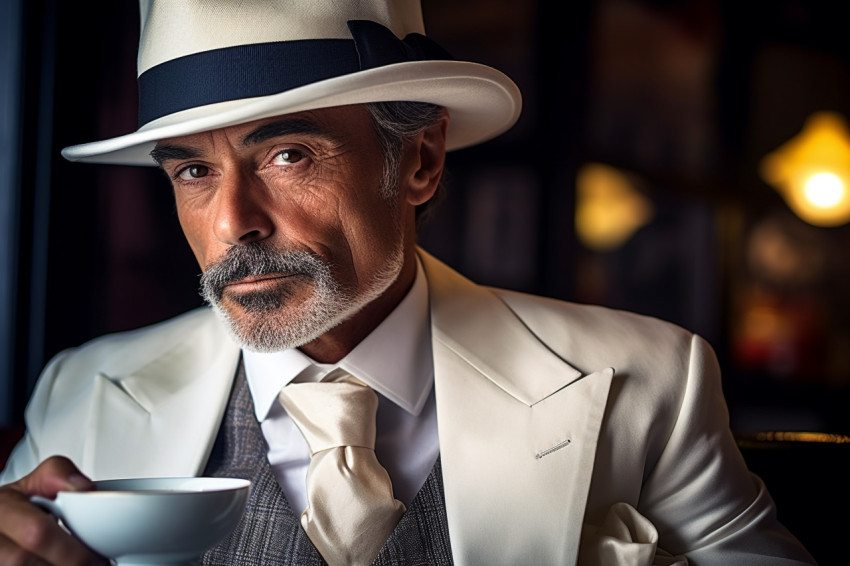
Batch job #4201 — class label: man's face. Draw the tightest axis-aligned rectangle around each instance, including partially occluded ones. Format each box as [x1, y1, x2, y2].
[153, 105, 421, 356]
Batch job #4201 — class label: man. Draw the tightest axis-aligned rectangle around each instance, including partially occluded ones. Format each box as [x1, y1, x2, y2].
[0, 1, 817, 565]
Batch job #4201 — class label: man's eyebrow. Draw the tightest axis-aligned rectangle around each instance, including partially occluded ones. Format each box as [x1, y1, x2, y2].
[149, 119, 326, 165]
[149, 145, 201, 166]
[241, 119, 325, 147]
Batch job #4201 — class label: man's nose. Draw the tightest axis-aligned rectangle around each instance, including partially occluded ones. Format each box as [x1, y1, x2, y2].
[212, 172, 274, 245]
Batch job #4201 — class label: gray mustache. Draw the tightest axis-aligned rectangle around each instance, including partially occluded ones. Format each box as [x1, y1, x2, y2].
[199, 243, 324, 299]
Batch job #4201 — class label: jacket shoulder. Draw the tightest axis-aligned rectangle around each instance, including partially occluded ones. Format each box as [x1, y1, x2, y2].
[52, 307, 225, 374]
[3, 308, 233, 482]
[26, 307, 232, 428]
[490, 288, 699, 375]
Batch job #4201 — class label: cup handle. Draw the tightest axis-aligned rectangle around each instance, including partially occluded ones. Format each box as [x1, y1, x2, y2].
[29, 495, 65, 520]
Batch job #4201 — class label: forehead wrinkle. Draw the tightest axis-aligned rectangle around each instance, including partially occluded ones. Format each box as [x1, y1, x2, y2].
[241, 118, 327, 148]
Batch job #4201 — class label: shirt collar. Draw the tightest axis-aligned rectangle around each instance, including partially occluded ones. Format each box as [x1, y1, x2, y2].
[243, 257, 432, 421]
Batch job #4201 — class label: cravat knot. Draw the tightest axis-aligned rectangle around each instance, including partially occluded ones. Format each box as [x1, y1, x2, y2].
[279, 377, 405, 566]
[281, 380, 377, 453]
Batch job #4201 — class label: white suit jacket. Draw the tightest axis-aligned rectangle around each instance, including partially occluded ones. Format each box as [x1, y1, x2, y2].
[1, 249, 815, 565]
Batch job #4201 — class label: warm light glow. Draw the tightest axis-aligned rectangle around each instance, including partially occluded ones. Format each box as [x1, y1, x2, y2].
[575, 163, 654, 251]
[804, 172, 844, 208]
[760, 111, 850, 227]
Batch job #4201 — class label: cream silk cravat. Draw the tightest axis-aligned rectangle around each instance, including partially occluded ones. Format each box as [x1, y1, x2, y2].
[278, 377, 406, 566]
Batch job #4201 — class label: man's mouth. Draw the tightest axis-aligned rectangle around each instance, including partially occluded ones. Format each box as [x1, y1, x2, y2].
[224, 273, 294, 292]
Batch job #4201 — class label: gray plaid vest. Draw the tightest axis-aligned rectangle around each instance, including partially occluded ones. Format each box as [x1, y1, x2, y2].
[202, 362, 453, 565]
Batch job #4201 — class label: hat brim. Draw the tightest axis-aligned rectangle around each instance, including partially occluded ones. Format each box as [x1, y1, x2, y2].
[61, 60, 522, 166]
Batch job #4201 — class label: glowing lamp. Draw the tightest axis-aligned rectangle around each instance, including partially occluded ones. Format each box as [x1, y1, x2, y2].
[575, 163, 654, 251]
[759, 111, 850, 227]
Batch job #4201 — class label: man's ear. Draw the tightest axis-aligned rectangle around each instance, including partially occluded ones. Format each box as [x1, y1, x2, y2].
[406, 109, 450, 206]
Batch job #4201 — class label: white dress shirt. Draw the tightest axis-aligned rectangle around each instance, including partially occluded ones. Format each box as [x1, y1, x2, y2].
[242, 259, 438, 512]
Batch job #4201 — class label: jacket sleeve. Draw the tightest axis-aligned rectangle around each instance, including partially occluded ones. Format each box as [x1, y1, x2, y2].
[0, 349, 74, 485]
[637, 334, 816, 565]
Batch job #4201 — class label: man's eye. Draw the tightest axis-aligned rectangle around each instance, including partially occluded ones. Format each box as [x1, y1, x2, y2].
[177, 165, 209, 180]
[271, 149, 304, 165]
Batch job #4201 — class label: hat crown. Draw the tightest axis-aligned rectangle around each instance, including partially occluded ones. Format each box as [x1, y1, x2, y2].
[62, 0, 521, 165]
[138, 0, 426, 75]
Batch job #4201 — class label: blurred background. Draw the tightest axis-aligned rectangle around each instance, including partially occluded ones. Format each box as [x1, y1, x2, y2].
[1, 0, 848, 562]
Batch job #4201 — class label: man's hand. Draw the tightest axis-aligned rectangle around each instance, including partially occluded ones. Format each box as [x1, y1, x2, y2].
[0, 456, 108, 565]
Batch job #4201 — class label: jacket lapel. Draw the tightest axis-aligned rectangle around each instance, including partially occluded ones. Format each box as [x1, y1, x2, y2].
[421, 250, 614, 566]
[82, 311, 242, 479]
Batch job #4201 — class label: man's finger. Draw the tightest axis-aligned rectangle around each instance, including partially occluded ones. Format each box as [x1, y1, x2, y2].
[0, 486, 103, 565]
[8, 456, 95, 499]
[0, 532, 51, 566]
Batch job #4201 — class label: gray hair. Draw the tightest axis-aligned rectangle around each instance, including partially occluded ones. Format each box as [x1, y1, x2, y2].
[365, 101, 447, 232]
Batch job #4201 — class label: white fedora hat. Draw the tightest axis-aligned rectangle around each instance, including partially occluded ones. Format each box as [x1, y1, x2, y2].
[61, 0, 522, 166]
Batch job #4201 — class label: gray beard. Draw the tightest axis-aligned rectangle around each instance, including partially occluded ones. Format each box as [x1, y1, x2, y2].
[199, 241, 402, 352]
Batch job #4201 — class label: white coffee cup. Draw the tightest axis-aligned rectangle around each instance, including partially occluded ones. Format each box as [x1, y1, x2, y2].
[31, 477, 250, 566]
